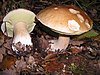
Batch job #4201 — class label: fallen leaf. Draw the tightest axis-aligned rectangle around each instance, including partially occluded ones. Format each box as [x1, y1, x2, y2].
[15, 56, 26, 72]
[70, 40, 84, 46]
[44, 53, 57, 61]
[0, 54, 16, 70]
[3, 38, 12, 50]
[0, 47, 6, 55]
[43, 61, 64, 73]
[42, 53, 64, 73]
[0, 68, 17, 75]
[38, 35, 49, 49]
[0, 54, 3, 62]
[27, 55, 35, 64]
[0, 32, 4, 46]
[70, 47, 82, 54]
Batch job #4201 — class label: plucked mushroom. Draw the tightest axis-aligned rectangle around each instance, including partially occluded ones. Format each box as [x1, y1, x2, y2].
[1, 9, 36, 54]
[36, 5, 93, 51]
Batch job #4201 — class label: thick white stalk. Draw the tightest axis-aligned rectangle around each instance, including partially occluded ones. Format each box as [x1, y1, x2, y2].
[12, 22, 32, 53]
[50, 36, 70, 51]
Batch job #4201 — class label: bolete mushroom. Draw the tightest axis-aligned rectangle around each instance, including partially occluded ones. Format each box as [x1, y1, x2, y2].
[1, 9, 36, 54]
[36, 5, 93, 51]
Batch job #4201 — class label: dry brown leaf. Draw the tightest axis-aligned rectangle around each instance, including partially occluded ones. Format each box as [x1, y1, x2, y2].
[42, 53, 64, 73]
[44, 53, 57, 61]
[38, 35, 49, 49]
[0, 45, 6, 63]
[70, 47, 82, 54]
[27, 55, 35, 65]
[0, 14, 3, 22]
[43, 61, 64, 73]
[0, 47, 6, 55]
[70, 40, 84, 46]
[0, 69, 17, 75]
[0, 32, 4, 46]
[0, 54, 16, 70]
[15, 56, 26, 72]
[0, 54, 3, 62]
[3, 38, 12, 50]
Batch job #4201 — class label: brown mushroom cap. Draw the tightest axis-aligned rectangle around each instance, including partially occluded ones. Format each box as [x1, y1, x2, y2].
[36, 5, 93, 35]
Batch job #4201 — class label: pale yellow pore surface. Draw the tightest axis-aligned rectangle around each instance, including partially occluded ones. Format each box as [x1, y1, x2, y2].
[36, 5, 93, 35]
[1, 9, 36, 37]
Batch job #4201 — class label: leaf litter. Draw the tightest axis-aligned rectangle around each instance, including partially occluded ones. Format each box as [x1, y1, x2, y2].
[0, 0, 100, 75]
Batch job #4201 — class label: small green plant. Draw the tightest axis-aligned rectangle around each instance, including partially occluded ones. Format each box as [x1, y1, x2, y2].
[69, 63, 77, 73]
[69, 62, 85, 75]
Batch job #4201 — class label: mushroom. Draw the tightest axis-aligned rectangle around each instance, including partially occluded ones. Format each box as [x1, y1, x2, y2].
[36, 5, 93, 51]
[1, 9, 36, 54]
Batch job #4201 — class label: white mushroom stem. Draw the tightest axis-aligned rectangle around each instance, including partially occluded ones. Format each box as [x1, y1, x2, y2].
[12, 22, 32, 51]
[50, 36, 70, 51]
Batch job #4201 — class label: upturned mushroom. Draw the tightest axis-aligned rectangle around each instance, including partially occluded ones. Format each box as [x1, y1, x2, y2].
[36, 5, 93, 51]
[1, 9, 36, 54]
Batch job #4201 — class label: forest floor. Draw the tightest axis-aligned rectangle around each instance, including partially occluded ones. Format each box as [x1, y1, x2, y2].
[0, 0, 100, 75]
